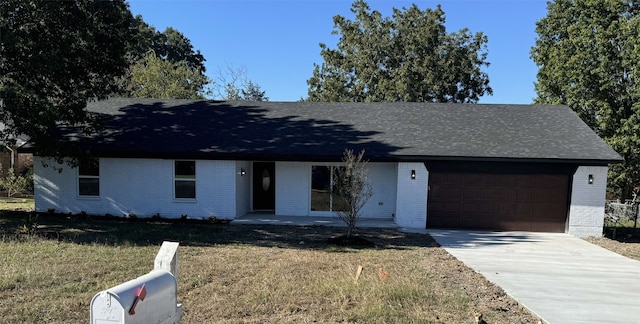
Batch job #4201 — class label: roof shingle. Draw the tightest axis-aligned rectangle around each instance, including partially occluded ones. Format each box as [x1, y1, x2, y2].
[48, 98, 622, 164]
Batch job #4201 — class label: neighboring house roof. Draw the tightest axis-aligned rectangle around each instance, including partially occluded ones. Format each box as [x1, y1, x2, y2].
[32, 98, 622, 165]
[0, 123, 29, 148]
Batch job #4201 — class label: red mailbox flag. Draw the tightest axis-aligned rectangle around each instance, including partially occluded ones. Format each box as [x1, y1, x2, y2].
[129, 284, 147, 315]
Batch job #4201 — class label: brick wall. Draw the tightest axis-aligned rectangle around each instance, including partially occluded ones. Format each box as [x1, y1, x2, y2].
[0, 150, 33, 178]
[16, 153, 33, 175]
[34, 156, 237, 219]
[275, 161, 397, 218]
[235, 161, 251, 217]
[394, 162, 428, 228]
[568, 166, 608, 237]
[276, 162, 310, 216]
[0, 152, 10, 176]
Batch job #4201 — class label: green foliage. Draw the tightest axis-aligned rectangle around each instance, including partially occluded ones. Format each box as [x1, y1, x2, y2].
[241, 81, 269, 101]
[128, 52, 210, 99]
[307, 0, 491, 103]
[21, 166, 33, 193]
[0, 0, 134, 157]
[224, 83, 241, 100]
[211, 65, 269, 101]
[0, 166, 28, 197]
[19, 214, 38, 236]
[334, 149, 373, 237]
[129, 17, 206, 74]
[120, 16, 209, 98]
[221, 81, 268, 101]
[531, 0, 640, 199]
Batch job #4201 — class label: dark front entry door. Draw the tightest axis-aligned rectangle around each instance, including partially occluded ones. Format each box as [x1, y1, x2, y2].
[253, 162, 275, 210]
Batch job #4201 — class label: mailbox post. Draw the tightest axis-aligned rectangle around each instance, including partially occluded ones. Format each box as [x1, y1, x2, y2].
[90, 241, 183, 324]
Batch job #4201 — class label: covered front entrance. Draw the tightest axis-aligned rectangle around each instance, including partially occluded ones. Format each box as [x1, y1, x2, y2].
[427, 172, 570, 232]
[253, 162, 275, 210]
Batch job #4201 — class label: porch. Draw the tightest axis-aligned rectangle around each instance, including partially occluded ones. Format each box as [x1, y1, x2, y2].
[232, 212, 397, 228]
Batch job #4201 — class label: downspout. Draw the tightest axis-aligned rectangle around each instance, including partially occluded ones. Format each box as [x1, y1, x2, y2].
[4, 145, 14, 170]
[0, 95, 11, 172]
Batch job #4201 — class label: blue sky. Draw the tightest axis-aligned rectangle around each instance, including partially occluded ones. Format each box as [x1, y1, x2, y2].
[128, 0, 549, 104]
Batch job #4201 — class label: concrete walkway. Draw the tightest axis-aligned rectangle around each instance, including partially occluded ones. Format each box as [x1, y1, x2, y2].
[427, 230, 640, 324]
[231, 213, 397, 228]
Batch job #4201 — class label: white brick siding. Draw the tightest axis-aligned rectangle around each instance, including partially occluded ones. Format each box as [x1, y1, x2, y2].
[35, 156, 606, 236]
[361, 163, 397, 218]
[35, 157, 237, 219]
[275, 162, 310, 215]
[275, 161, 397, 218]
[35, 158, 399, 220]
[394, 162, 428, 228]
[235, 161, 251, 217]
[568, 166, 608, 237]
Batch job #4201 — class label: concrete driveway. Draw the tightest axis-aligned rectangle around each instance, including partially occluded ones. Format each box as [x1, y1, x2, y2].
[427, 230, 640, 324]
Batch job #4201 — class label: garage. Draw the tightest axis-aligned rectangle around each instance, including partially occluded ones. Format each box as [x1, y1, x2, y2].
[427, 172, 570, 232]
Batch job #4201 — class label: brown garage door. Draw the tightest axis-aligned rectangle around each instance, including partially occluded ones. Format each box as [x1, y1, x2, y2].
[427, 172, 569, 232]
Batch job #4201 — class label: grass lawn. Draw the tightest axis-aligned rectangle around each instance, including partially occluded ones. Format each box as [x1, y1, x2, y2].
[0, 212, 539, 323]
[0, 197, 34, 212]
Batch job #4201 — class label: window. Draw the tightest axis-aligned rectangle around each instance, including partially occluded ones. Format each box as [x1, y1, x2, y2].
[174, 161, 196, 199]
[311, 165, 348, 212]
[78, 158, 99, 196]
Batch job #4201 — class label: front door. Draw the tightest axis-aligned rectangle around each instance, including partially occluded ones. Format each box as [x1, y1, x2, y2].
[253, 162, 275, 210]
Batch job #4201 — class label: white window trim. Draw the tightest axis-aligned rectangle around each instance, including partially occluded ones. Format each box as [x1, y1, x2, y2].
[77, 159, 100, 199]
[173, 160, 197, 201]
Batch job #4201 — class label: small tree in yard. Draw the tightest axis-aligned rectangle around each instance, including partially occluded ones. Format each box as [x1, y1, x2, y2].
[0, 167, 27, 197]
[334, 149, 373, 238]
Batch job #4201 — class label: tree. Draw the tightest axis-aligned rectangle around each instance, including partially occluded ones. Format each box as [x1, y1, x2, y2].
[333, 149, 373, 238]
[0, 166, 28, 197]
[0, 0, 134, 157]
[531, 0, 640, 200]
[241, 81, 269, 101]
[307, 0, 491, 103]
[156, 27, 206, 73]
[211, 64, 269, 101]
[127, 17, 206, 73]
[121, 16, 208, 98]
[223, 83, 242, 101]
[128, 52, 210, 99]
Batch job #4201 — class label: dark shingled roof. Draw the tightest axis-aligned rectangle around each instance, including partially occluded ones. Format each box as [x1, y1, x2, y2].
[46, 98, 621, 164]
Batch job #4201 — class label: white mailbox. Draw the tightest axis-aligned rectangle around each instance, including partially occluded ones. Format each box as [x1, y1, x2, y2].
[91, 241, 182, 324]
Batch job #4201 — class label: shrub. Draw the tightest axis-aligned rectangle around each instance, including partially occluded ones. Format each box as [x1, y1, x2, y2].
[334, 149, 373, 238]
[0, 166, 28, 197]
[19, 214, 38, 236]
[21, 166, 34, 194]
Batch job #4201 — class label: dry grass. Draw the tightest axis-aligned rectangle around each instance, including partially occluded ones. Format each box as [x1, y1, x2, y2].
[0, 212, 539, 323]
[585, 236, 640, 261]
[0, 239, 154, 322]
[0, 197, 34, 212]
